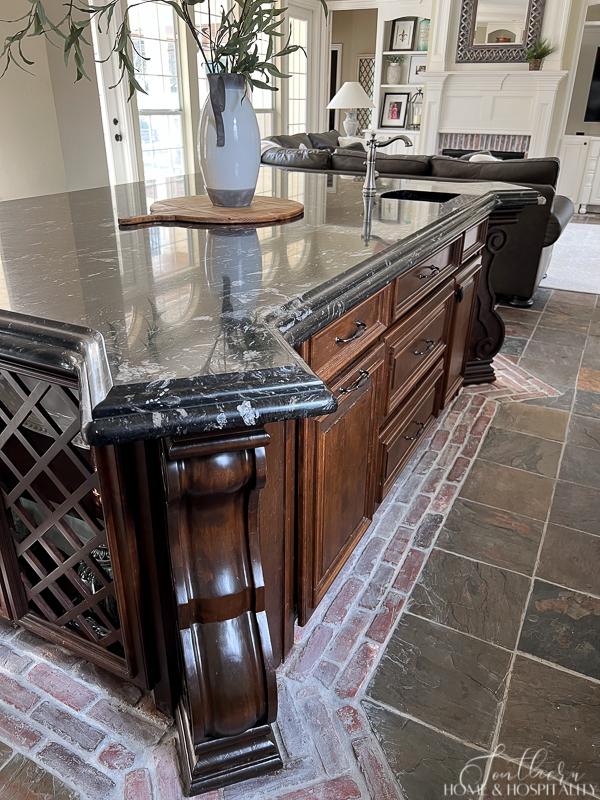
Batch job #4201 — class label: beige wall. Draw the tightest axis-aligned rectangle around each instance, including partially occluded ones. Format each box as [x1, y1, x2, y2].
[0, 0, 109, 201]
[331, 9, 378, 85]
[566, 24, 600, 135]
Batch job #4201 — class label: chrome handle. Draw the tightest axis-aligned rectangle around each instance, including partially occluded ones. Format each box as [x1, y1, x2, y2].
[403, 421, 425, 441]
[335, 320, 367, 345]
[417, 266, 441, 280]
[413, 339, 435, 356]
[339, 369, 370, 396]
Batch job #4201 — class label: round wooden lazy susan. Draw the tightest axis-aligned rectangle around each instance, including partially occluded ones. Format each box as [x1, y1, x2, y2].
[118, 195, 304, 227]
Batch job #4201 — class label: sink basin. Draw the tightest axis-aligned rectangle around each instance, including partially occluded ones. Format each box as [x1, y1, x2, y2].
[380, 189, 459, 204]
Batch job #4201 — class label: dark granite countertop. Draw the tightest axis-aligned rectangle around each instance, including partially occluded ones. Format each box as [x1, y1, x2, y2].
[0, 169, 540, 444]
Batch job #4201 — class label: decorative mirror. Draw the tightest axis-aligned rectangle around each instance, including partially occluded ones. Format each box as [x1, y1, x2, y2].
[456, 0, 547, 63]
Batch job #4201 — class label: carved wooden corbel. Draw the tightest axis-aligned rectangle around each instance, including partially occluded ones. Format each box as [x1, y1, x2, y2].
[161, 429, 281, 794]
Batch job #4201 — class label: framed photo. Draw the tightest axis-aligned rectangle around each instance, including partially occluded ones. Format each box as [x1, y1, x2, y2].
[380, 92, 410, 128]
[408, 54, 427, 84]
[389, 17, 417, 51]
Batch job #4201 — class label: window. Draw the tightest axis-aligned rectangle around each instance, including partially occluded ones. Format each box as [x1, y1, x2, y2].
[128, 2, 186, 180]
[287, 17, 309, 135]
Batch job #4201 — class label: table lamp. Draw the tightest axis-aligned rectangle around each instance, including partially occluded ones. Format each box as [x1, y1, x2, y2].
[327, 82, 375, 137]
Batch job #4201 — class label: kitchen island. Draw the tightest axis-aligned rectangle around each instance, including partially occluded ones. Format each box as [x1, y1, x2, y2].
[0, 170, 540, 793]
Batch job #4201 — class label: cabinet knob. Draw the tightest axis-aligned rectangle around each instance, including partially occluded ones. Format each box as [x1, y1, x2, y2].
[403, 421, 425, 441]
[455, 286, 465, 303]
[338, 369, 370, 396]
[413, 339, 436, 356]
[417, 266, 441, 280]
[335, 320, 367, 345]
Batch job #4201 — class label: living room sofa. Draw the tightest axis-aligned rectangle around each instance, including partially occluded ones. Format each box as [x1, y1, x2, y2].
[261, 132, 574, 307]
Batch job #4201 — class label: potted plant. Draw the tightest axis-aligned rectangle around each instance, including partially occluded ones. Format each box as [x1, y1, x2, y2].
[0, 0, 326, 208]
[385, 55, 405, 85]
[525, 38, 555, 71]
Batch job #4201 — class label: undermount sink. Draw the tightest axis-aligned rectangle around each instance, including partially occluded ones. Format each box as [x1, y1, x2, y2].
[380, 189, 459, 204]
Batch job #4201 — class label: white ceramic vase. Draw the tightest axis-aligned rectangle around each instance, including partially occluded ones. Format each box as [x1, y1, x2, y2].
[386, 63, 403, 84]
[198, 73, 261, 208]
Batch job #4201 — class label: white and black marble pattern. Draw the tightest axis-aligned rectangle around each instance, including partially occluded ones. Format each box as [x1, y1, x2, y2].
[0, 169, 540, 444]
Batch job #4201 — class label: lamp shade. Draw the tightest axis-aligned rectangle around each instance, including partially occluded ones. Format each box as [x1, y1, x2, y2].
[327, 81, 375, 110]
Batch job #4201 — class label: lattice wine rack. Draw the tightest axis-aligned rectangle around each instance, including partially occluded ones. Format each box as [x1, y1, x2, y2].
[0, 365, 127, 668]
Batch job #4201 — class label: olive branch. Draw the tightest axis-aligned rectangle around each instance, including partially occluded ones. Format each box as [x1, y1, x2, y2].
[0, 0, 326, 99]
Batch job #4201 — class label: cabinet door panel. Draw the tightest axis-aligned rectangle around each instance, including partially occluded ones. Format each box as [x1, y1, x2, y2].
[298, 344, 385, 623]
[444, 259, 482, 405]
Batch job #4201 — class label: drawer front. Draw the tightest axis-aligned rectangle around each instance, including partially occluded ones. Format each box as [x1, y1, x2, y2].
[379, 362, 444, 500]
[462, 220, 488, 262]
[309, 288, 389, 381]
[385, 282, 454, 417]
[393, 241, 459, 319]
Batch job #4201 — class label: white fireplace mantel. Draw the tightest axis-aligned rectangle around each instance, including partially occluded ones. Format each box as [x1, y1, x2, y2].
[421, 70, 568, 157]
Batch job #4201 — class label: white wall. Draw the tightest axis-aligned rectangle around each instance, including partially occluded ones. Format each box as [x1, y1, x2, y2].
[0, 0, 109, 201]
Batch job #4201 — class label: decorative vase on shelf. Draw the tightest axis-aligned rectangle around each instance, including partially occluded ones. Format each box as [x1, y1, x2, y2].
[416, 18, 430, 51]
[198, 73, 261, 208]
[386, 62, 403, 84]
[529, 59, 543, 71]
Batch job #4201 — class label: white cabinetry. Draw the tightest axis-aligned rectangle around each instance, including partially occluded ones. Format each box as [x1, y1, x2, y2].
[557, 135, 600, 213]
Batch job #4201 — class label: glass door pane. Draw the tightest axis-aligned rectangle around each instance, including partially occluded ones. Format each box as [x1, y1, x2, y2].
[128, 2, 185, 181]
[287, 17, 309, 135]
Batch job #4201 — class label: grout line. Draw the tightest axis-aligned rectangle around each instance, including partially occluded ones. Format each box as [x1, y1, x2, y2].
[403, 610, 514, 654]
[482, 302, 590, 794]
[515, 649, 600, 686]
[361, 697, 489, 754]
[431, 545, 532, 580]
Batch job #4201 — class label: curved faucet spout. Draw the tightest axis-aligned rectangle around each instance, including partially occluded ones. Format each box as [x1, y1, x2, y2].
[362, 130, 413, 196]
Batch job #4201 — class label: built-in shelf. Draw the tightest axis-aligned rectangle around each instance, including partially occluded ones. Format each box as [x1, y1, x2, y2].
[382, 50, 428, 56]
[381, 83, 424, 89]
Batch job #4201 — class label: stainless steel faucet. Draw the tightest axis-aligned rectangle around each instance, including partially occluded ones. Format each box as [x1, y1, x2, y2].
[363, 131, 413, 196]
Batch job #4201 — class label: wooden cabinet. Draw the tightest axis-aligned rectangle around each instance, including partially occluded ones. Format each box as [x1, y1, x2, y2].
[384, 282, 454, 417]
[298, 344, 385, 623]
[379, 362, 444, 500]
[296, 226, 486, 625]
[444, 258, 482, 405]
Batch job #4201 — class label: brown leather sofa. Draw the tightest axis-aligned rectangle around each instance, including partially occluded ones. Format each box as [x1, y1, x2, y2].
[262, 133, 575, 307]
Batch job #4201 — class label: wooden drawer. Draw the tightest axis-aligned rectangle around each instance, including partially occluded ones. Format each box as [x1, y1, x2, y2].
[378, 361, 444, 501]
[462, 220, 488, 263]
[393, 240, 459, 319]
[308, 288, 389, 381]
[385, 281, 454, 417]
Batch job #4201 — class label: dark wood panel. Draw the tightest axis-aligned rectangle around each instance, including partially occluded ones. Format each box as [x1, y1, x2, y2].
[298, 344, 386, 624]
[259, 422, 295, 665]
[384, 281, 454, 418]
[444, 258, 482, 405]
[378, 361, 445, 501]
[308, 288, 390, 381]
[393, 239, 460, 319]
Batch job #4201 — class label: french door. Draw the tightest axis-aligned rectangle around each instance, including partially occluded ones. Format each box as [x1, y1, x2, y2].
[94, 0, 325, 186]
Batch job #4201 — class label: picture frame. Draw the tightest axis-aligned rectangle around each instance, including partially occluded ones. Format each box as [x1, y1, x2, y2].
[389, 17, 417, 52]
[380, 92, 410, 129]
[408, 54, 427, 84]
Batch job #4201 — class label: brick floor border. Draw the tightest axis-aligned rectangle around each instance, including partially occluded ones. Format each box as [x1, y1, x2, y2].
[0, 355, 557, 799]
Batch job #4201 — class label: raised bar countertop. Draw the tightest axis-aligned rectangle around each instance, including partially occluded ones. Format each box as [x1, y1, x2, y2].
[0, 169, 539, 444]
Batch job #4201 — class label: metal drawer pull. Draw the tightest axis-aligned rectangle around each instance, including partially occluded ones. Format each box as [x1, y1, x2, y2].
[335, 320, 367, 345]
[339, 369, 370, 395]
[403, 421, 425, 441]
[417, 266, 441, 280]
[413, 339, 435, 356]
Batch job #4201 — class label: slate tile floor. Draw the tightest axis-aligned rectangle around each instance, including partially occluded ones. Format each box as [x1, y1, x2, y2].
[366, 287, 600, 799]
[0, 288, 599, 799]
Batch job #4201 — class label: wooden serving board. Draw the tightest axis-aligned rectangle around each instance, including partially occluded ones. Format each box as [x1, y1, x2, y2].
[118, 195, 304, 227]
